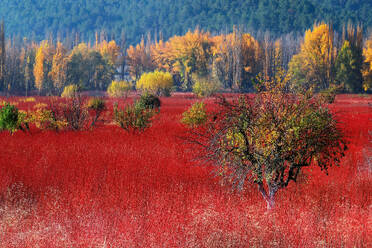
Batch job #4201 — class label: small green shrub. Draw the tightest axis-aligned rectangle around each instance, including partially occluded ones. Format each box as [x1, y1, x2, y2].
[107, 80, 132, 98]
[138, 94, 161, 110]
[113, 101, 157, 132]
[87, 97, 106, 127]
[181, 102, 208, 128]
[0, 103, 29, 133]
[61, 84, 79, 98]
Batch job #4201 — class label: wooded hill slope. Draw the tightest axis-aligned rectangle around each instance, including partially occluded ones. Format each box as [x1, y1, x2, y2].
[0, 0, 371, 44]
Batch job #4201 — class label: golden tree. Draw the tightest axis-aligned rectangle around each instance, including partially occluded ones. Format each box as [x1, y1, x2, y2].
[33, 40, 54, 93]
[362, 34, 372, 91]
[49, 42, 67, 93]
[152, 29, 213, 90]
[288, 23, 335, 92]
[211, 30, 261, 91]
[97, 40, 121, 66]
[127, 38, 154, 81]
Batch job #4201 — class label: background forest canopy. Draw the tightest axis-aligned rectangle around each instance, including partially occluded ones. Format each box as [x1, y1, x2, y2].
[0, 0, 372, 95]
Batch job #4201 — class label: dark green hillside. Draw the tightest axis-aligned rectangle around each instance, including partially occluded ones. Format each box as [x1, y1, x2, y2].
[0, 0, 371, 44]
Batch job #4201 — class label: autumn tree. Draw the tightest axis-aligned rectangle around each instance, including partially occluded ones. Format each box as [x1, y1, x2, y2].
[127, 37, 154, 81]
[97, 40, 121, 67]
[65, 42, 114, 90]
[211, 29, 262, 91]
[335, 25, 364, 93]
[152, 29, 213, 90]
[49, 42, 67, 94]
[362, 34, 372, 92]
[33, 40, 54, 94]
[186, 80, 347, 210]
[136, 70, 173, 96]
[288, 23, 335, 92]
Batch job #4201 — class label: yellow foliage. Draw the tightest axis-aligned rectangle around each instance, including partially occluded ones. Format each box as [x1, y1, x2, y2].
[49, 42, 67, 91]
[151, 29, 212, 89]
[61, 84, 78, 98]
[30, 104, 67, 130]
[362, 35, 372, 91]
[33, 40, 55, 92]
[107, 80, 132, 98]
[97, 40, 121, 65]
[127, 38, 154, 80]
[136, 70, 173, 96]
[22, 97, 36, 103]
[288, 23, 335, 91]
[181, 101, 207, 128]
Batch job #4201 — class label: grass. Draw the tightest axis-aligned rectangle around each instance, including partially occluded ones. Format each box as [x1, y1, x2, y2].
[0, 94, 370, 247]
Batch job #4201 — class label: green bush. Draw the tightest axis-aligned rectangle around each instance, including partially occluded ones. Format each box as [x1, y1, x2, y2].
[87, 97, 106, 127]
[181, 101, 208, 128]
[0, 103, 29, 133]
[107, 80, 132, 98]
[113, 101, 157, 132]
[138, 94, 161, 109]
[61, 84, 79, 98]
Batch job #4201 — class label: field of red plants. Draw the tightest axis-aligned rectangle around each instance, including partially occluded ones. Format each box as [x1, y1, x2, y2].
[0, 94, 371, 247]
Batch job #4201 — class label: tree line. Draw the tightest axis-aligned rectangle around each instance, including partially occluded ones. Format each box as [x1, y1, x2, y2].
[0, 22, 371, 96]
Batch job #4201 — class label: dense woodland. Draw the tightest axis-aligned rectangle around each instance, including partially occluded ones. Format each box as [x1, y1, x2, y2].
[0, 21, 371, 96]
[0, 0, 371, 45]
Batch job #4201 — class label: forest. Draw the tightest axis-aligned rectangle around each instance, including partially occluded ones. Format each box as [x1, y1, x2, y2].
[0, 22, 371, 96]
[0, 0, 371, 45]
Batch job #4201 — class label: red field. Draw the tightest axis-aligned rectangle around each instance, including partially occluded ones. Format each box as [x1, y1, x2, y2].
[0, 94, 371, 247]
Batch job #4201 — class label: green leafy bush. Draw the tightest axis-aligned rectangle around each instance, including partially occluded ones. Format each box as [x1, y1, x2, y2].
[0, 103, 29, 133]
[107, 80, 132, 98]
[138, 94, 161, 110]
[87, 97, 106, 127]
[61, 84, 79, 98]
[113, 101, 157, 132]
[181, 101, 207, 128]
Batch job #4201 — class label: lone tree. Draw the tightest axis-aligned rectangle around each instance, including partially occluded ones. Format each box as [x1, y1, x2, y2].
[185, 79, 347, 210]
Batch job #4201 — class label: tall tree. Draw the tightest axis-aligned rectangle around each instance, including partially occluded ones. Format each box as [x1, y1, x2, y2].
[49, 42, 67, 93]
[33, 40, 54, 94]
[362, 34, 372, 92]
[334, 24, 363, 93]
[288, 23, 335, 92]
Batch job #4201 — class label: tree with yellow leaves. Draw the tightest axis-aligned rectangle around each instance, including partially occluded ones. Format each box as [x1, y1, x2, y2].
[33, 40, 54, 94]
[211, 30, 262, 91]
[362, 34, 372, 92]
[97, 40, 121, 66]
[152, 29, 213, 90]
[136, 70, 173, 96]
[49, 42, 67, 93]
[288, 23, 335, 92]
[127, 37, 154, 81]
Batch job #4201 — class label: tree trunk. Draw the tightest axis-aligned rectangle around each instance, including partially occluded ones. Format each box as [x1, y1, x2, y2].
[258, 183, 278, 210]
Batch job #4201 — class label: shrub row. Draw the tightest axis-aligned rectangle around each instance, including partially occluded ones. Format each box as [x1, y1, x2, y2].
[0, 94, 163, 134]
